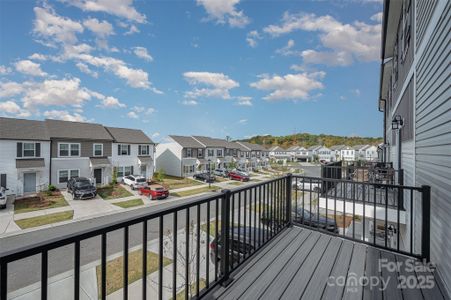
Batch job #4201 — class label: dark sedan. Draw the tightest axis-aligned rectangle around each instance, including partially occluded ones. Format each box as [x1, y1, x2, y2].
[67, 177, 97, 200]
[193, 172, 216, 183]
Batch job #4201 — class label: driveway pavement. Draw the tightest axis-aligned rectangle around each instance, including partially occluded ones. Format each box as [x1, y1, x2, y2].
[0, 197, 20, 235]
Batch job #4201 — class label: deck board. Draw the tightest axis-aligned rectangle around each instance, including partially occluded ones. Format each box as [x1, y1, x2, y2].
[205, 226, 446, 300]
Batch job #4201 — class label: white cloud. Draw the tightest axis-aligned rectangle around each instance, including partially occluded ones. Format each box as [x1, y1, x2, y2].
[0, 65, 12, 75]
[276, 39, 296, 56]
[127, 111, 139, 119]
[76, 62, 99, 77]
[246, 30, 261, 47]
[98, 96, 126, 108]
[15, 60, 48, 77]
[133, 47, 153, 62]
[33, 6, 84, 46]
[250, 72, 325, 101]
[28, 53, 48, 61]
[183, 71, 239, 100]
[0, 101, 31, 118]
[236, 96, 252, 106]
[131, 106, 155, 114]
[181, 99, 198, 106]
[238, 119, 247, 124]
[43, 110, 87, 122]
[371, 12, 383, 23]
[151, 132, 160, 138]
[0, 82, 25, 98]
[196, 0, 250, 28]
[351, 88, 361, 96]
[263, 12, 381, 65]
[62, 0, 147, 23]
[83, 18, 114, 37]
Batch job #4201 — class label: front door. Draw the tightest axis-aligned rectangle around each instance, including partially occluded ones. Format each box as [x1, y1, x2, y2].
[94, 168, 102, 184]
[23, 173, 36, 193]
[140, 165, 147, 177]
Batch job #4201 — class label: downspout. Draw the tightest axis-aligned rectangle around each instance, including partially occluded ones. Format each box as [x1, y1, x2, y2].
[49, 139, 52, 185]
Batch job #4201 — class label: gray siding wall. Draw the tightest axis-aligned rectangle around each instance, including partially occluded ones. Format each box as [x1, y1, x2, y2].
[182, 148, 205, 158]
[51, 139, 112, 158]
[416, 0, 437, 49]
[415, 1, 451, 293]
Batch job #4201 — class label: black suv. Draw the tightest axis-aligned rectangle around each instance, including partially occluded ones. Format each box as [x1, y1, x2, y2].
[261, 208, 338, 233]
[67, 177, 97, 200]
[193, 172, 216, 183]
[209, 227, 269, 268]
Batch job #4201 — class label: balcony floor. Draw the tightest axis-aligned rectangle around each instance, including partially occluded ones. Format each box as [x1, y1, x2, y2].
[206, 226, 446, 300]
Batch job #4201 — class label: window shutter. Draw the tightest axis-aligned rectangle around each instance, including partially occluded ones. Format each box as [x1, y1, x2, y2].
[36, 143, 41, 157]
[0, 174, 6, 189]
[17, 142, 23, 158]
[131, 166, 134, 174]
[128, 145, 131, 154]
[118, 145, 121, 155]
[138, 145, 142, 155]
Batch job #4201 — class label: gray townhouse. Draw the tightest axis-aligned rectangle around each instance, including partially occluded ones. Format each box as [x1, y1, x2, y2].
[0, 117, 51, 196]
[191, 136, 237, 170]
[378, 0, 450, 292]
[235, 141, 269, 170]
[269, 146, 290, 162]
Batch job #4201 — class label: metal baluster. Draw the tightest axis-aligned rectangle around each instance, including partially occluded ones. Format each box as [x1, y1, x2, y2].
[123, 226, 129, 300]
[74, 240, 80, 300]
[410, 189, 413, 254]
[41, 250, 48, 300]
[373, 186, 377, 245]
[363, 184, 366, 243]
[385, 186, 388, 248]
[215, 199, 218, 281]
[258, 185, 262, 246]
[243, 190, 247, 258]
[0, 261, 7, 300]
[185, 208, 190, 300]
[237, 193, 241, 263]
[353, 182, 356, 239]
[142, 221, 147, 300]
[231, 194, 235, 269]
[173, 212, 178, 299]
[101, 233, 107, 300]
[196, 205, 201, 297]
[295, 177, 298, 221]
[159, 216, 163, 300]
[253, 187, 257, 250]
[397, 187, 401, 252]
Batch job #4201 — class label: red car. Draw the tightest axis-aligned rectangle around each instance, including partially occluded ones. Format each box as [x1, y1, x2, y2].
[228, 171, 250, 182]
[138, 184, 169, 200]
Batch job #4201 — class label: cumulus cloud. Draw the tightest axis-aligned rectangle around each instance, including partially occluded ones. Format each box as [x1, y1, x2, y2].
[371, 12, 383, 22]
[236, 96, 252, 106]
[246, 30, 261, 47]
[250, 72, 325, 101]
[126, 105, 155, 119]
[127, 111, 138, 119]
[196, 0, 250, 28]
[76, 62, 99, 77]
[33, 6, 84, 46]
[0, 82, 25, 98]
[28, 53, 48, 61]
[133, 47, 153, 62]
[83, 18, 114, 37]
[183, 71, 239, 100]
[43, 110, 87, 122]
[0, 101, 31, 117]
[181, 99, 198, 106]
[0, 65, 12, 75]
[263, 12, 381, 65]
[238, 119, 247, 124]
[15, 60, 48, 77]
[276, 39, 296, 56]
[98, 96, 126, 108]
[62, 0, 147, 23]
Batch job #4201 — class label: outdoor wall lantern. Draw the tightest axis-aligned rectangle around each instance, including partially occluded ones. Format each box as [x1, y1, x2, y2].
[391, 115, 404, 130]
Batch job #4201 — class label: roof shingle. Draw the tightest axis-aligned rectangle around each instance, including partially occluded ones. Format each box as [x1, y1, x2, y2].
[46, 119, 113, 140]
[0, 117, 49, 141]
[106, 127, 153, 144]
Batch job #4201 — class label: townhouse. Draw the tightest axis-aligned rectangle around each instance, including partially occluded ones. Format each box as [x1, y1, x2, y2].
[191, 136, 237, 170]
[330, 145, 346, 161]
[378, 0, 450, 290]
[340, 146, 355, 162]
[268, 146, 290, 162]
[353, 144, 370, 161]
[231, 142, 252, 171]
[306, 145, 322, 161]
[0, 117, 154, 195]
[235, 141, 269, 170]
[293, 146, 309, 162]
[0, 117, 51, 196]
[316, 146, 333, 162]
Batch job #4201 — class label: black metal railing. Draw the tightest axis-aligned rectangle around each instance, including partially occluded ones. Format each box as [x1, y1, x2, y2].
[0, 177, 289, 300]
[291, 175, 430, 260]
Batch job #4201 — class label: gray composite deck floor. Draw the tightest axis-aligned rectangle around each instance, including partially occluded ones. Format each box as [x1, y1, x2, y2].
[206, 226, 447, 300]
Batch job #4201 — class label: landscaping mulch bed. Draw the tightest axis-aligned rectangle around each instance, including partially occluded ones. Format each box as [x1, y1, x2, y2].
[97, 184, 133, 200]
[14, 191, 68, 214]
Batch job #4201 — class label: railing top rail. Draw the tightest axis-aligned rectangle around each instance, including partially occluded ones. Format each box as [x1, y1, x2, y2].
[292, 174, 423, 191]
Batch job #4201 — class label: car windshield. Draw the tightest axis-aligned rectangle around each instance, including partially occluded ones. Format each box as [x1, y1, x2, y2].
[136, 178, 146, 182]
[75, 180, 92, 189]
[154, 187, 165, 191]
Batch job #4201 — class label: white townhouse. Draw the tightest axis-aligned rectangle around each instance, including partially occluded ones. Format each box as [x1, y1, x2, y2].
[317, 146, 333, 162]
[340, 146, 356, 162]
[286, 146, 299, 161]
[294, 146, 309, 162]
[236, 141, 269, 170]
[0, 117, 51, 196]
[106, 127, 155, 181]
[46, 119, 115, 189]
[306, 145, 322, 161]
[364, 145, 378, 161]
[353, 145, 370, 161]
[269, 146, 290, 162]
[330, 145, 346, 162]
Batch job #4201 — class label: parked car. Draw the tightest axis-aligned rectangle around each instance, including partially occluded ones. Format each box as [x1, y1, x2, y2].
[214, 169, 229, 178]
[260, 208, 338, 233]
[0, 187, 7, 209]
[193, 172, 216, 183]
[67, 177, 97, 200]
[209, 227, 269, 268]
[235, 168, 250, 176]
[138, 184, 169, 200]
[122, 175, 148, 190]
[292, 179, 321, 193]
[228, 171, 250, 182]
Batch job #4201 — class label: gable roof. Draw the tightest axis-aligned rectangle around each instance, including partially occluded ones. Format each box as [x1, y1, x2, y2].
[287, 146, 300, 151]
[237, 141, 267, 151]
[270, 146, 286, 152]
[169, 135, 204, 148]
[192, 136, 232, 148]
[0, 117, 50, 141]
[106, 127, 153, 144]
[46, 119, 113, 141]
[230, 142, 249, 152]
[330, 145, 347, 151]
[307, 145, 322, 151]
[353, 144, 370, 151]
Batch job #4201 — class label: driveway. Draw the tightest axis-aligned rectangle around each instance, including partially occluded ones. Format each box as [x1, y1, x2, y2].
[0, 196, 20, 235]
[62, 191, 122, 220]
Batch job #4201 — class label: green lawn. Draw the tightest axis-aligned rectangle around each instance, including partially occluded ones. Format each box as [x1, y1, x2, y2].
[15, 211, 74, 229]
[172, 279, 207, 300]
[14, 192, 69, 214]
[227, 181, 243, 186]
[96, 250, 172, 297]
[171, 186, 220, 197]
[154, 175, 203, 190]
[214, 176, 229, 182]
[97, 184, 133, 200]
[112, 198, 144, 208]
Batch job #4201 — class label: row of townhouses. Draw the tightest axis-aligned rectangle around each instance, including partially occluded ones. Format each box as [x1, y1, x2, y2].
[0, 117, 155, 196]
[269, 144, 378, 162]
[155, 135, 269, 177]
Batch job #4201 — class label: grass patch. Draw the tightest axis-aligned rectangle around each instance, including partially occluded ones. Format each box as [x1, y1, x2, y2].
[15, 211, 74, 229]
[172, 279, 207, 300]
[14, 192, 68, 214]
[214, 176, 229, 182]
[97, 184, 133, 200]
[112, 198, 144, 209]
[171, 186, 220, 198]
[250, 179, 261, 182]
[153, 175, 203, 190]
[227, 181, 243, 186]
[96, 250, 172, 297]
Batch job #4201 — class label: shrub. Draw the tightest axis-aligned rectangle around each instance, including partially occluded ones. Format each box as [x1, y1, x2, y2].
[47, 184, 57, 192]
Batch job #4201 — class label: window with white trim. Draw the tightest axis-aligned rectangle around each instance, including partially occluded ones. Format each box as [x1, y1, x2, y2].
[59, 143, 80, 157]
[207, 149, 214, 157]
[186, 148, 192, 157]
[58, 169, 79, 183]
[217, 149, 223, 157]
[23, 143, 36, 157]
[119, 144, 130, 156]
[93, 144, 103, 156]
[139, 145, 150, 156]
[117, 166, 133, 177]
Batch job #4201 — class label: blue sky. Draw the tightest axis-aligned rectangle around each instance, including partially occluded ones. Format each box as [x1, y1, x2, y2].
[0, 0, 384, 141]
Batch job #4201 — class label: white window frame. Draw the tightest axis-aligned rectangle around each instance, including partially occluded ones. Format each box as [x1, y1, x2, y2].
[207, 149, 214, 157]
[116, 166, 133, 177]
[58, 169, 80, 184]
[23, 142, 36, 158]
[119, 144, 130, 156]
[58, 143, 81, 157]
[186, 148, 192, 157]
[93, 144, 103, 157]
[139, 145, 150, 156]
[217, 149, 223, 157]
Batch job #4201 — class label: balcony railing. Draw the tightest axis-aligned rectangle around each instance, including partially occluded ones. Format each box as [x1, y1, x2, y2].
[0, 175, 429, 300]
